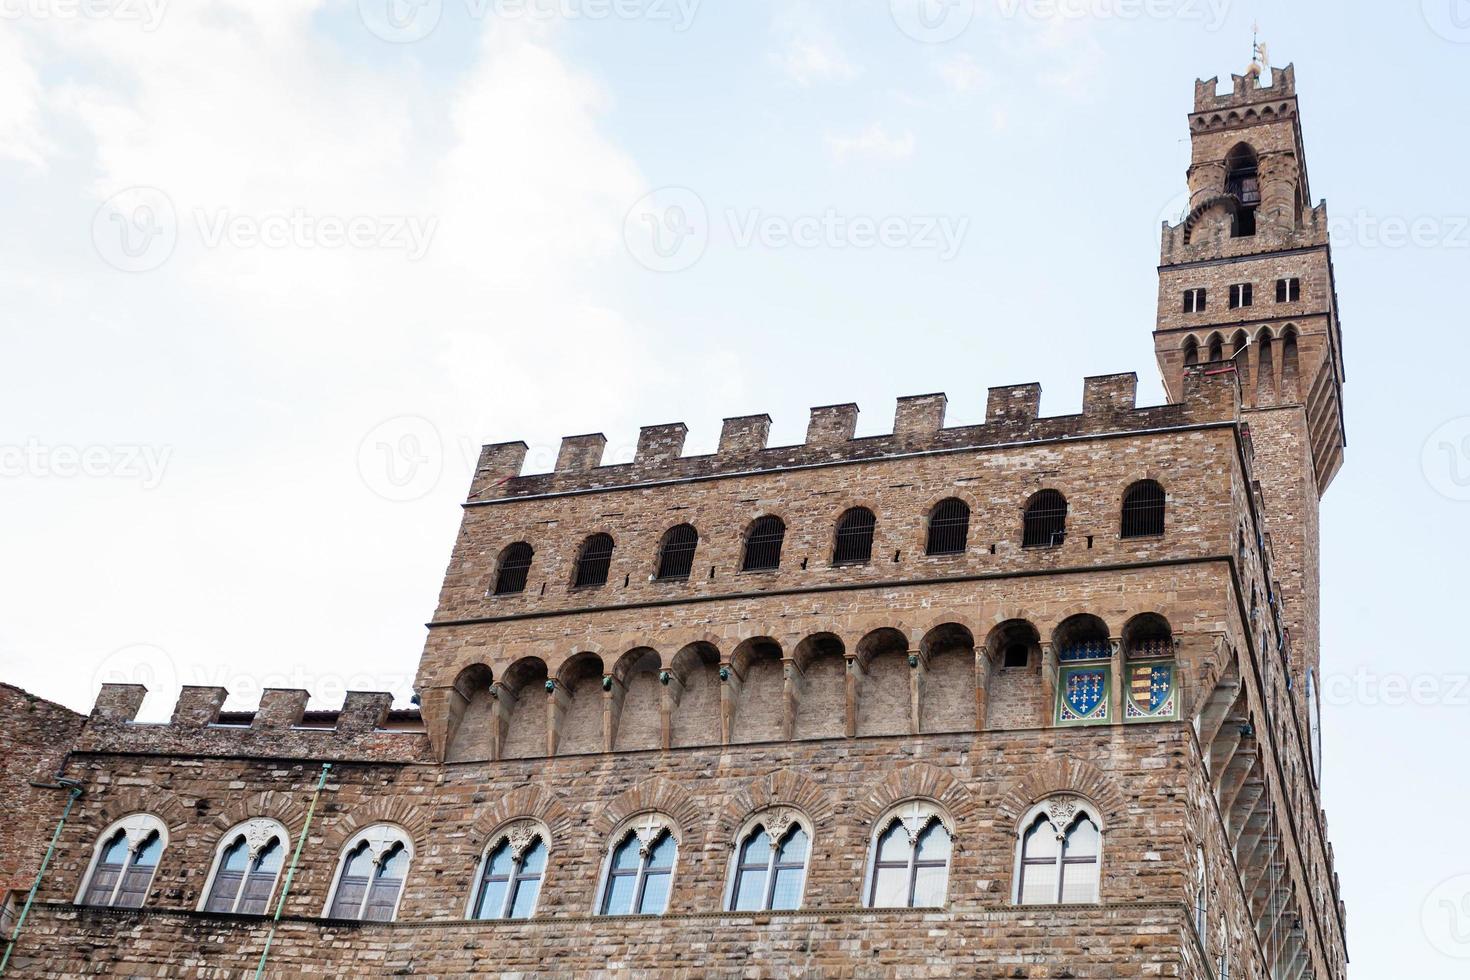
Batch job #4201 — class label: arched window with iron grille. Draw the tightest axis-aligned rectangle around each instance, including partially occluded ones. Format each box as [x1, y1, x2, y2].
[492, 542, 534, 595]
[1120, 480, 1166, 538]
[655, 524, 698, 581]
[925, 499, 970, 556]
[1021, 491, 1067, 548]
[573, 533, 615, 589]
[741, 516, 786, 572]
[832, 508, 876, 565]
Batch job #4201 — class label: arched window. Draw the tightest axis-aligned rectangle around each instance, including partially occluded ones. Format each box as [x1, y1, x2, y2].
[654, 524, 698, 581]
[832, 507, 876, 565]
[741, 516, 786, 572]
[1022, 490, 1067, 548]
[864, 802, 952, 908]
[79, 814, 167, 909]
[599, 818, 678, 916]
[470, 823, 547, 920]
[1120, 480, 1166, 538]
[925, 498, 970, 556]
[1182, 337, 1200, 367]
[492, 542, 534, 596]
[201, 819, 288, 915]
[326, 825, 413, 922]
[572, 533, 614, 589]
[1224, 143, 1259, 237]
[1015, 799, 1102, 905]
[1207, 333, 1225, 363]
[726, 813, 811, 912]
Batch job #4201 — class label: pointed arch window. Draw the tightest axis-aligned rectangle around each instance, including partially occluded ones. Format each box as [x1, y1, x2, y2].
[865, 802, 952, 908]
[832, 507, 876, 565]
[654, 524, 698, 581]
[1022, 490, 1067, 548]
[727, 812, 811, 911]
[471, 824, 547, 920]
[1016, 798, 1102, 905]
[741, 516, 786, 572]
[202, 819, 288, 915]
[599, 817, 678, 916]
[79, 814, 167, 909]
[1121, 480, 1166, 538]
[572, 533, 615, 589]
[492, 542, 534, 596]
[925, 498, 970, 556]
[1182, 337, 1200, 367]
[326, 825, 413, 922]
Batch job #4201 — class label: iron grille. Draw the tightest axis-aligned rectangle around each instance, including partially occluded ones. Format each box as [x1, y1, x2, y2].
[573, 533, 614, 589]
[925, 499, 970, 555]
[1120, 480, 1166, 538]
[1021, 490, 1067, 548]
[492, 543, 534, 595]
[655, 524, 699, 581]
[832, 508, 876, 565]
[741, 516, 786, 571]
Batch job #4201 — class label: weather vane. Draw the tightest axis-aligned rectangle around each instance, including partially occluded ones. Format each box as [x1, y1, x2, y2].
[1249, 22, 1270, 79]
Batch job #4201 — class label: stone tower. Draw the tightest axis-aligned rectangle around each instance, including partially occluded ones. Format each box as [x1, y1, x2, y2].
[1153, 62, 1347, 721]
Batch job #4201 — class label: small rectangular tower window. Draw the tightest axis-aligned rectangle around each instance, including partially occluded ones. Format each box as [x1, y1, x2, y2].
[1228, 283, 1253, 309]
[1276, 277, 1301, 303]
[1182, 288, 1207, 314]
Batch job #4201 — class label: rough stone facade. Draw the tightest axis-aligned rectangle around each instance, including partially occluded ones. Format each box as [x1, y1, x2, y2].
[0, 64, 1350, 979]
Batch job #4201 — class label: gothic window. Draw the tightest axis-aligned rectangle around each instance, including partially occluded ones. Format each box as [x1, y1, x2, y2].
[79, 814, 167, 909]
[470, 823, 547, 920]
[1225, 143, 1259, 237]
[1183, 337, 1200, 368]
[741, 516, 786, 572]
[201, 819, 288, 915]
[726, 811, 811, 912]
[925, 498, 970, 556]
[599, 817, 678, 916]
[654, 524, 698, 581]
[1276, 277, 1301, 303]
[572, 533, 615, 589]
[1207, 333, 1225, 362]
[492, 542, 534, 596]
[326, 825, 413, 922]
[1120, 480, 1166, 538]
[1015, 799, 1102, 905]
[1182, 288, 1207, 313]
[864, 802, 953, 909]
[1228, 283, 1254, 309]
[1022, 490, 1067, 548]
[832, 508, 876, 565]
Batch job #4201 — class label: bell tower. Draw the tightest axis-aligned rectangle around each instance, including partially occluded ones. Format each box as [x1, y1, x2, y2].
[1154, 60, 1347, 710]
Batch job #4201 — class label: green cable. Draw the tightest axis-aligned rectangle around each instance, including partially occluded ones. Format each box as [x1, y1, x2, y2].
[0, 785, 82, 977]
[255, 763, 331, 979]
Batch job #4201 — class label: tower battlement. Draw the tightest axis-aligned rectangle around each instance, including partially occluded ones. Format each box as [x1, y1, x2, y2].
[1193, 63, 1297, 113]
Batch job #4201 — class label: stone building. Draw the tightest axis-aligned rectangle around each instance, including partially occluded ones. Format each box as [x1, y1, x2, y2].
[0, 63, 1350, 977]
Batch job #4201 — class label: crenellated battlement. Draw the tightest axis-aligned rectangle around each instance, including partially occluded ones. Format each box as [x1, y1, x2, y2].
[1193, 64, 1296, 114]
[468, 369, 1241, 502]
[82, 683, 430, 762]
[1161, 199, 1329, 264]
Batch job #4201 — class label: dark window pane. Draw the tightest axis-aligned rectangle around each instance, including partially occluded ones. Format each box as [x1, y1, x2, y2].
[1022, 490, 1067, 548]
[493, 543, 534, 595]
[1121, 480, 1166, 538]
[832, 508, 876, 565]
[741, 516, 785, 571]
[926, 499, 970, 555]
[329, 876, 368, 919]
[206, 869, 243, 913]
[573, 534, 614, 588]
[655, 524, 698, 581]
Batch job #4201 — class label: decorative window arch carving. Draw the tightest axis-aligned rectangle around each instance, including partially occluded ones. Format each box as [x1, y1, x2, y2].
[77, 813, 168, 909]
[323, 824, 414, 922]
[198, 817, 290, 915]
[723, 807, 813, 912]
[1013, 796, 1103, 905]
[596, 813, 680, 916]
[863, 800, 954, 909]
[468, 819, 549, 921]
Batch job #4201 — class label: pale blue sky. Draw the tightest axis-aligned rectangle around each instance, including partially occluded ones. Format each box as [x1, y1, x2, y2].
[2, 0, 1468, 975]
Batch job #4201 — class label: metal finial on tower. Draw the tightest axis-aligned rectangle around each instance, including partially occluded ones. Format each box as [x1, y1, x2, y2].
[1248, 23, 1270, 81]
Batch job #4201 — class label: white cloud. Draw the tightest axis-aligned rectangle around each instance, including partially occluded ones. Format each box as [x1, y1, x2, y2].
[936, 52, 992, 94]
[775, 36, 860, 86]
[0, 29, 49, 168]
[826, 123, 916, 162]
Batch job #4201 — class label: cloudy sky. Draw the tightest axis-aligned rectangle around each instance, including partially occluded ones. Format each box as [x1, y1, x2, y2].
[2, 0, 1468, 974]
